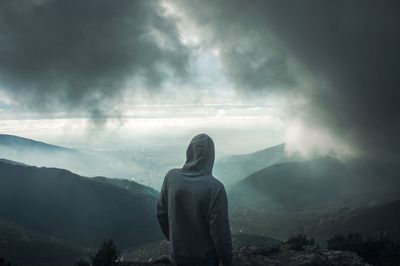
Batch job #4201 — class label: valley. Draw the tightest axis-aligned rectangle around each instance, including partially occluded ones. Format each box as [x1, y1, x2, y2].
[0, 134, 399, 265]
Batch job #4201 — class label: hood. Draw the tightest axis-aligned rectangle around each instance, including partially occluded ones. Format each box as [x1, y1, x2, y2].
[182, 133, 215, 175]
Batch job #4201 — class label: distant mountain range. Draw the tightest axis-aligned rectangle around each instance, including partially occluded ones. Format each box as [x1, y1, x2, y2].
[214, 143, 301, 186]
[0, 134, 171, 188]
[0, 134, 71, 152]
[0, 134, 107, 176]
[0, 159, 163, 264]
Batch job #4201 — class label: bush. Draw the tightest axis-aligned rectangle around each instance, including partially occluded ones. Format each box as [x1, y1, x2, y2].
[91, 240, 120, 266]
[327, 232, 400, 265]
[286, 234, 315, 251]
[75, 260, 91, 266]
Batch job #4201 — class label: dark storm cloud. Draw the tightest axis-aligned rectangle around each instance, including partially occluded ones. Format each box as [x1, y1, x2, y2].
[175, 0, 400, 160]
[0, 0, 189, 116]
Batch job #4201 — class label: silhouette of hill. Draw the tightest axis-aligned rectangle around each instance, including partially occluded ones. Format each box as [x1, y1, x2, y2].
[229, 157, 400, 210]
[214, 143, 301, 186]
[324, 200, 400, 240]
[0, 158, 28, 166]
[229, 157, 350, 209]
[0, 134, 109, 177]
[0, 161, 162, 250]
[0, 134, 170, 187]
[92, 176, 159, 198]
[0, 134, 71, 152]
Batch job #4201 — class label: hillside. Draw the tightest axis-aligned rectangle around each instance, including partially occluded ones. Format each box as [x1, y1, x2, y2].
[0, 134, 107, 177]
[227, 157, 400, 244]
[0, 218, 87, 265]
[92, 176, 159, 198]
[0, 134, 71, 152]
[323, 200, 400, 240]
[0, 161, 162, 250]
[0, 134, 171, 188]
[213, 143, 301, 186]
[229, 157, 354, 209]
[229, 157, 400, 210]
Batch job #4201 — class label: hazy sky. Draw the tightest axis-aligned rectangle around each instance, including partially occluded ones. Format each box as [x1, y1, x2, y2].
[1, 0, 399, 159]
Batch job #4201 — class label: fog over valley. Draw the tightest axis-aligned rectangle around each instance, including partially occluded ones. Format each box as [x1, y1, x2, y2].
[0, 0, 399, 265]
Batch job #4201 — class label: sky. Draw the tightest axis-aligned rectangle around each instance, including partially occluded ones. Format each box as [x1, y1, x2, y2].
[0, 0, 399, 160]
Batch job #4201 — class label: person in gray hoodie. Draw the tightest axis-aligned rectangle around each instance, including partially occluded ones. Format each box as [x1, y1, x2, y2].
[157, 133, 233, 266]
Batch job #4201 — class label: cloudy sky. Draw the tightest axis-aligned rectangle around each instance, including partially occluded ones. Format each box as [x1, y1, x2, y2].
[0, 0, 399, 160]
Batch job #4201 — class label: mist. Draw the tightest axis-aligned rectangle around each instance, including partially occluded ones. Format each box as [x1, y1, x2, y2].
[1, 1, 400, 265]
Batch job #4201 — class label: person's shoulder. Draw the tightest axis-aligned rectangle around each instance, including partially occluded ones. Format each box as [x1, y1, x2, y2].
[166, 168, 180, 176]
[209, 174, 226, 191]
[164, 168, 182, 180]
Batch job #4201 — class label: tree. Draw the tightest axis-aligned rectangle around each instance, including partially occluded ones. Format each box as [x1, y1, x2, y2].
[286, 234, 315, 251]
[91, 240, 120, 266]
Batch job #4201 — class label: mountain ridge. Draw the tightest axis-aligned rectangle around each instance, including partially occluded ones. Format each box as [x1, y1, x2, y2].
[214, 143, 302, 186]
[0, 160, 163, 250]
[0, 134, 72, 152]
[229, 156, 400, 210]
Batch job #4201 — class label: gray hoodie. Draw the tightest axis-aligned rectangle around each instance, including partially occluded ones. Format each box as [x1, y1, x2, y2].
[157, 134, 233, 266]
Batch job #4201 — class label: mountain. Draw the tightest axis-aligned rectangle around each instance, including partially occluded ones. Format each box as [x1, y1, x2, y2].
[0, 134, 108, 177]
[0, 134, 171, 188]
[0, 134, 71, 152]
[229, 157, 400, 210]
[0, 158, 28, 166]
[0, 160, 162, 250]
[229, 157, 350, 209]
[92, 176, 159, 198]
[213, 143, 301, 186]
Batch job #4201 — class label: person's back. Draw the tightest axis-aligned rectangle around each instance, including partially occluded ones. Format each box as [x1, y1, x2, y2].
[157, 134, 233, 266]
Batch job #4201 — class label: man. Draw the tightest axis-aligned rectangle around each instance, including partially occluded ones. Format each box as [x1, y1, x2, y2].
[157, 133, 233, 266]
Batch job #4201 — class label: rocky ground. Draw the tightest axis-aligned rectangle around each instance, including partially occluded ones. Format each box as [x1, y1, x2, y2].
[232, 245, 371, 266]
[121, 245, 370, 266]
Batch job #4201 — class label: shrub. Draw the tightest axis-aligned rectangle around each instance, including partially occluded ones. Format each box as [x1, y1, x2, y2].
[327, 232, 400, 265]
[286, 234, 315, 251]
[91, 240, 120, 266]
[75, 260, 91, 266]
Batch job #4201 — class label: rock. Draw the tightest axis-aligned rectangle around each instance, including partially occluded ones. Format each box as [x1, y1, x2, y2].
[233, 245, 372, 266]
[121, 245, 371, 266]
[120, 256, 171, 266]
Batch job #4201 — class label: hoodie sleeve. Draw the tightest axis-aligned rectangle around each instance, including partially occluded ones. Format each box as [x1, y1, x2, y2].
[209, 184, 233, 266]
[157, 174, 169, 241]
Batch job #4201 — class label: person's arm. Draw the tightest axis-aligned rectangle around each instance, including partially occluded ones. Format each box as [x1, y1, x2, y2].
[157, 174, 169, 240]
[209, 185, 233, 266]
